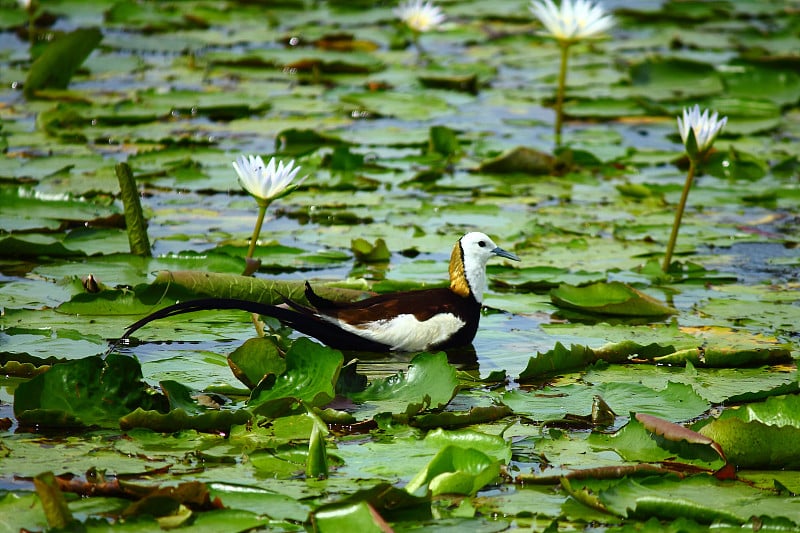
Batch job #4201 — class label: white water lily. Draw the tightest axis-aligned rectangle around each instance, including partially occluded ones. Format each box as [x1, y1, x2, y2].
[18, 0, 32, 9]
[530, 0, 613, 42]
[662, 106, 729, 272]
[677, 105, 728, 155]
[233, 154, 302, 206]
[232, 154, 304, 262]
[395, 0, 445, 33]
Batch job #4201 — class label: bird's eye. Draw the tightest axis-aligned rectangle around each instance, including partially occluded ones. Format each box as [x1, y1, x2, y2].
[478, 241, 486, 247]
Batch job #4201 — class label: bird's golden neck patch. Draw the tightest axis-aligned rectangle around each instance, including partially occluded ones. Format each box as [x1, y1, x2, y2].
[449, 241, 471, 297]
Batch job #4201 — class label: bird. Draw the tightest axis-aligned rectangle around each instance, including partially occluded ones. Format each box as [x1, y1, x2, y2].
[122, 232, 520, 352]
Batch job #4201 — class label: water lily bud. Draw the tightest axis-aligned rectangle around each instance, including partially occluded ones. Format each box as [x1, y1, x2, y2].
[677, 105, 727, 159]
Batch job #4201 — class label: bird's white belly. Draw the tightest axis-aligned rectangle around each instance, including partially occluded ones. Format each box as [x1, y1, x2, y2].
[328, 313, 466, 352]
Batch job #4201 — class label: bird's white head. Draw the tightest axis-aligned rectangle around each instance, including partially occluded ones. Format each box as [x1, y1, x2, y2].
[449, 232, 520, 302]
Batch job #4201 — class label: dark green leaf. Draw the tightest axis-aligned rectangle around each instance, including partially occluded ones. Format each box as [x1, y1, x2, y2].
[14, 353, 166, 428]
[25, 28, 102, 97]
[115, 162, 152, 257]
[351, 237, 391, 263]
[33, 472, 75, 530]
[428, 126, 461, 157]
[405, 445, 501, 497]
[550, 282, 677, 317]
[248, 338, 343, 417]
[349, 352, 458, 416]
[477, 146, 555, 175]
[227, 337, 286, 389]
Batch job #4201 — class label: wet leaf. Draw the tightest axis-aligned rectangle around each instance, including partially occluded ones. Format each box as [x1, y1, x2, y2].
[423, 428, 511, 463]
[405, 445, 501, 497]
[14, 353, 166, 429]
[207, 483, 310, 522]
[312, 501, 392, 533]
[33, 472, 74, 530]
[550, 281, 677, 317]
[306, 409, 330, 479]
[247, 338, 343, 417]
[349, 352, 458, 416]
[696, 395, 800, 469]
[503, 381, 709, 423]
[116, 162, 151, 257]
[146, 270, 369, 305]
[636, 413, 726, 463]
[351, 237, 391, 263]
[227, 337, 286, 389]
[0, 236, 85, 259]
[588, 416, 725, 469]
[410, 405, 514, 430]
[477, 146, 555, 175]
[596, 476, 800, 526]
[25, 28, 102, 97]
[341, 91, 452, 120]
[428, 125, 461, 157]
[627, 57, 724, 100]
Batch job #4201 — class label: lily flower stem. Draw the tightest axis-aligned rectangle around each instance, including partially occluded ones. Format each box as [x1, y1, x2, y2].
[412, 31, 429, 63]
[662, 159, 697, 272]
[246, 203, 269, 260]
[554, 42, 570, 147]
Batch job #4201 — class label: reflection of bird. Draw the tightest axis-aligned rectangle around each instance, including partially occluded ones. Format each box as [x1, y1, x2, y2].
[123, 232, 520, 352]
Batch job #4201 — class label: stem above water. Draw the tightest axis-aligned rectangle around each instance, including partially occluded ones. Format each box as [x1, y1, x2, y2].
[554, 42, 571, 148]
[662, 159, 697, 272]
[246, 203, 269, 260]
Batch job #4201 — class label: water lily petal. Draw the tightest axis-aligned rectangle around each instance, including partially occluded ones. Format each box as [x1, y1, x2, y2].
[530, 0, 612, 42]
[677, 105, 727, 155]
[233, 154, 304, 204]
[395, 0, 445, 33]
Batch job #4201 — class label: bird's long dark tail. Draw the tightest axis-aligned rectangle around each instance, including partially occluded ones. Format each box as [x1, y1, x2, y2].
[120, 297, 389, 353]
[122, 298, 300, 340]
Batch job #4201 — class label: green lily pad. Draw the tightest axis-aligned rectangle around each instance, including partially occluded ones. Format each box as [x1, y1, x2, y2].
[550, 281, 677, 317]
[312, 501, 391, 532]
[503, 381, 710, 423]
[120, 406, 251, 434]
[588, 415, 724, 468]
[14, 353, 166, 429]
[340, 91, 452, 120]
[247, 338, 343, 417]
[696, 395, 800, 469]
[0, 236, 85, 260]
[227, 337, 286, 389]
[596, 475, 800, 526]
[405, 445, 501, 497]
[627, 57, 724, 100]
[349, 352, 459, 416]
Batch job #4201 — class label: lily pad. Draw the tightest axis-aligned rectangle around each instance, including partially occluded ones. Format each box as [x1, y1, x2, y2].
[405, 445, 501, 497]
[247, 338, 343, 417]
[696, 395, 800, 469]
[13, 353, 166, 429]
[349, 352, 459, 416]
[550, 281, 677, 317]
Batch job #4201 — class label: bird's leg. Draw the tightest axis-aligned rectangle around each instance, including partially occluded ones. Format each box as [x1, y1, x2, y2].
[251, 312, 266, 337]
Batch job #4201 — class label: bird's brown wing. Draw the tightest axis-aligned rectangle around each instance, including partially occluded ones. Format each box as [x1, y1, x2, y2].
[320, 287, 479, 325]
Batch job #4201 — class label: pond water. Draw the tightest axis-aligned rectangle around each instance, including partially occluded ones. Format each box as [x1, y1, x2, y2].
[1, 0, 799, 530]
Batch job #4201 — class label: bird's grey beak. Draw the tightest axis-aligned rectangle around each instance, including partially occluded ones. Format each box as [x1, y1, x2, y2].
[492, 247, 520, 262]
